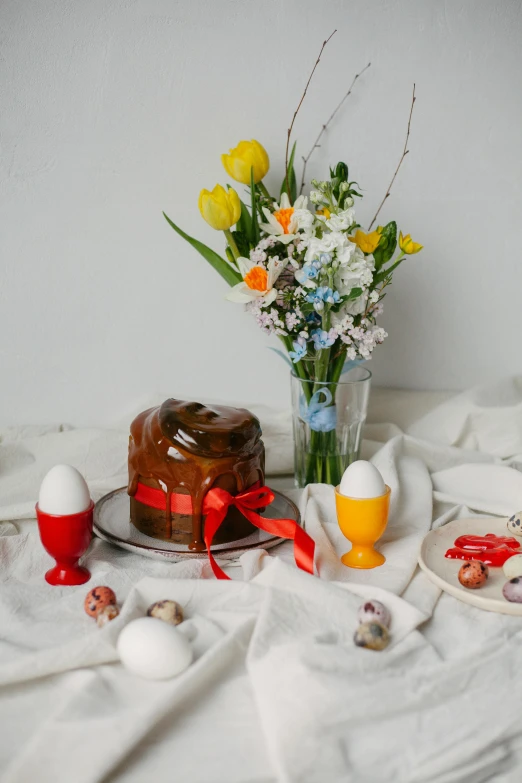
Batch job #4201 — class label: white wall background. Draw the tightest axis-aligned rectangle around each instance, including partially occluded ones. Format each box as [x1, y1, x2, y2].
[1, 0, 521, 427]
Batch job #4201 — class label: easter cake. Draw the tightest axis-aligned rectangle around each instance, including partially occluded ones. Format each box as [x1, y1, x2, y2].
[128, 400, 265, 550]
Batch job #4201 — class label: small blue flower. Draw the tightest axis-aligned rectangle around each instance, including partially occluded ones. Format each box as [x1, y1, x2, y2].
[306, 289, 325, 312]
[319, 253, 332, 265]
[288, 336, 307, 363]
[311, 328, 336, 350]
[294, 262, 319, 286]
[322, 288, 341, 305]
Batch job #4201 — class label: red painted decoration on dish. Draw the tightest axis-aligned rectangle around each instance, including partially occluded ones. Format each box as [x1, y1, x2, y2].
[445, 533, 521, 567]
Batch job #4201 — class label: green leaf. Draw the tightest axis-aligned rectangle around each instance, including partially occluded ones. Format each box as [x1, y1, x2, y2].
[373, 221, 397, 270]
[231, 229, 250, 258]
[334, 161, 349, 181]
[280, 141, 297, 203]
[373, 256, 404, 286]
[250, 168, 260, 245]
[345, 287, 363, 300]
[163, 212, 241, 287]
[235, 196, 252, 239]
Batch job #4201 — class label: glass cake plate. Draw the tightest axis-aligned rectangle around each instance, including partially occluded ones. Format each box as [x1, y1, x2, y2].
[93, 486, 301, 563]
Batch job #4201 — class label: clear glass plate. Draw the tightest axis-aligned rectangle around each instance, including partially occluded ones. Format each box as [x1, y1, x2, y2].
[94, 486, 301, 562]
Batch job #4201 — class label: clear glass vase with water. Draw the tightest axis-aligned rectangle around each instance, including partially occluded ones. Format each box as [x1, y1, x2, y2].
[290, 367, 371, 488]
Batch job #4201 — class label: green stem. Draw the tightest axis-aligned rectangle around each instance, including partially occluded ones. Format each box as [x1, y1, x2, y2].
[257, 181, 271, 200]
[224, 229, 240, 261]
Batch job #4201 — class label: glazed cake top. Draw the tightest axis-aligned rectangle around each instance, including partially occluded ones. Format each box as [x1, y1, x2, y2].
[156, 400, 261, 458]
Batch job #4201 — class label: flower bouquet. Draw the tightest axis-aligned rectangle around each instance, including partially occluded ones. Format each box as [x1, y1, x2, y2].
[164, 37, 423, 487]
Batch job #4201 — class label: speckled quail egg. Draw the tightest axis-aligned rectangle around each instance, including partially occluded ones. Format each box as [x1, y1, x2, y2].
[357, 600, 390, 628]
[354, 622, 390, 651]
[97, 604, 120, 627]
[84, 586, 117, 617]
[458, 561, 489, 589]
[503, 577, 522, 603]
[507, 512, 522, 538]
[146, 600, 184, 626]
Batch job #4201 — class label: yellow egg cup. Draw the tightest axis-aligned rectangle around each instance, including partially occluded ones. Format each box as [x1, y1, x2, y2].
[335, 485, 391, 569]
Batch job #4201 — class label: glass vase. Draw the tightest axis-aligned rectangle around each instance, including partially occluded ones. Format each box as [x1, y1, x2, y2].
[290, 367, 372, 488]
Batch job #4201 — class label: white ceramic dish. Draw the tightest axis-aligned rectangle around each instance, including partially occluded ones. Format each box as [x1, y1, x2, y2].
[94, 486, 299, 563]
[418, 516, 522, 616]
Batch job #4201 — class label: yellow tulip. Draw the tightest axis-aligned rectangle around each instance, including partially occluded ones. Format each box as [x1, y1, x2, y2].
[198, 184, 241, 231]
[349, 229, 382, 254]
[399, 231, 423, 254]
[221, 140, 269, 185]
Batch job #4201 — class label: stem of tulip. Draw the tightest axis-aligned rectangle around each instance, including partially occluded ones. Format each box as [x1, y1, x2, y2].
[224, 230, 240, 261]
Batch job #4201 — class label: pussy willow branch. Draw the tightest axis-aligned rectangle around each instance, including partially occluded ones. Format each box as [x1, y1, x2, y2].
[299, 61, 372, 194]
[284, 29, 337, 202]
[368, 84, 417, 230]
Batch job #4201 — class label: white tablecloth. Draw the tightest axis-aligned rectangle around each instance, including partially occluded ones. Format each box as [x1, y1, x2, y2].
[2, 379, 522, 782]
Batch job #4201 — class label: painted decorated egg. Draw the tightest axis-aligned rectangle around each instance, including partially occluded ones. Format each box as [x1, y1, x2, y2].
[503, 553, 522, 580]
[507, 512, 522, 538]
[357, 600, 390, 628]
[117, 617, 193, 680]
[354, 622, 389, 651]
[97, 604, 120, 627]
[147, 600, 184, 626]
[84, 586, 117, 617]
[502, 577, 522, 603]
[458, 561, 489, 589]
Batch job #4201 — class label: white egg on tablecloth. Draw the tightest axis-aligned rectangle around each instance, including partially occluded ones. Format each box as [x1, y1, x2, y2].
[38, 464, 91, 515]
[339, 460, 386, 499]
[117, 617, 193, 680]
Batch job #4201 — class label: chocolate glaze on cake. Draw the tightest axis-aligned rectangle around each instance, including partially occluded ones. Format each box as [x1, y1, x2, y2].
[128, 400, 264, 551]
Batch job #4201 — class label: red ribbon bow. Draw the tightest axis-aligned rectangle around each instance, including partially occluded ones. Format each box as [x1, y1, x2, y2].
[202, 485, 315, 580]
[134, 482, 315, 580]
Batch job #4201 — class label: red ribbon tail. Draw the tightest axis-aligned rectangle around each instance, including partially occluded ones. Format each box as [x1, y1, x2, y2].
[203, 504, 231, 581]
[239, 505, 315, 576]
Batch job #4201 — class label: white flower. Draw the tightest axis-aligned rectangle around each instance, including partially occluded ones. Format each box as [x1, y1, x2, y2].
[293, 208, 315, 235]
[305, 231, 346, 262]
[343, 294, 368, 315]
[334, 246, 375, 294]
[226, 256, 287, 305]
[260, 193, 308, 245]
[336, 242, 357, 267]
[324, 208, 356, 232]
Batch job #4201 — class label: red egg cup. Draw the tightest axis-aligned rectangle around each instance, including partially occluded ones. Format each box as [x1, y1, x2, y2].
[36, 501, 94, 585]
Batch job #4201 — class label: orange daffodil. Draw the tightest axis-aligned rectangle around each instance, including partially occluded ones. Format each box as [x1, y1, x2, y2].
[260, 193, 312, 245]
[226, 256, 287, 305]
[399, 231, 423, 254]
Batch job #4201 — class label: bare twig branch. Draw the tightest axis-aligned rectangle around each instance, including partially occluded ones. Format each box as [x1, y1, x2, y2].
[284, 30, 337, 203]
[299, 61, 372, 194]
[368, 84, 417, 231]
